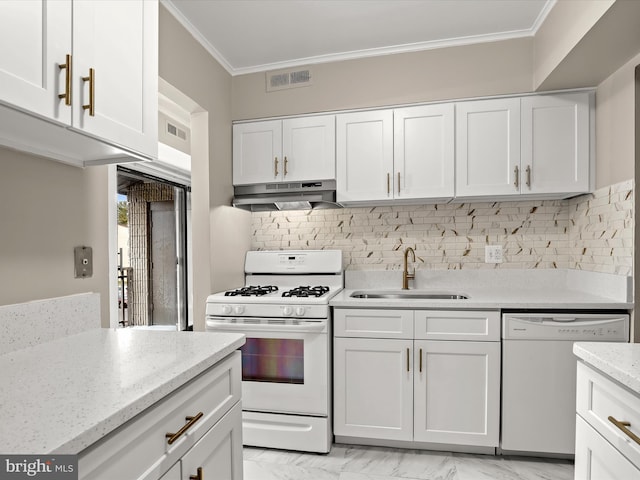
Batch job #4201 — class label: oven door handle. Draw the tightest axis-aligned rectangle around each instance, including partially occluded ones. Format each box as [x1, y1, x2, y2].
[206, 320, 326, 333]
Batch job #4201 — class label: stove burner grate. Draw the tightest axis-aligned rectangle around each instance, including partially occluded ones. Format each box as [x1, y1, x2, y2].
[224, 285, 278, 297]
[282, 286, 330, 298]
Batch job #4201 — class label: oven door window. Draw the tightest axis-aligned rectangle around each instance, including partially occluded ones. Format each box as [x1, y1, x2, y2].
[241, 337, 304, 384]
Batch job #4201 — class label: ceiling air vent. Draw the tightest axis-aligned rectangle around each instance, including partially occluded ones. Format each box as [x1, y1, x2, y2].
[266, 67, 313, 92]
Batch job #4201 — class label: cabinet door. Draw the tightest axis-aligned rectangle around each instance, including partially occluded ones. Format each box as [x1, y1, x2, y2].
[181, 403, 243, 480]
[334, 337, 413, 441]
[394, 104, 454, 201]
[336, 110, 394, 203]
[0, 0, 71, 123]
[414, 340, 500, 446]
[282, 115, 335, 182]
[455, 98, 521, 198]
[233, 120, 283, 185]
[575, 415, 640, 480]
[72, 0, 158, 159]
[521, 92, 591, 195]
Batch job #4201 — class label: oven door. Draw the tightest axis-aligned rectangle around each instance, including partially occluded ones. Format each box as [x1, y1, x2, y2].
[206, 317, 329, 416]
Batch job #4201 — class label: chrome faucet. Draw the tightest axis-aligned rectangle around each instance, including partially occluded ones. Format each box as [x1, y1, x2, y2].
[402, 247, 416, 290]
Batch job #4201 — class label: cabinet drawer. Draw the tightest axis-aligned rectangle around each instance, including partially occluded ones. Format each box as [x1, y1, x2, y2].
[334, 308, 413, 339]
[575, 415, 640, 479]
[414, 310, 500, 341]
[577, 361, 640, 469]
[79, 351, 241, 480]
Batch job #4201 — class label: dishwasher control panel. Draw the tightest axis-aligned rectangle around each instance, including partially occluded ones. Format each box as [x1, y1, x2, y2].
[502, 313, 629, 341]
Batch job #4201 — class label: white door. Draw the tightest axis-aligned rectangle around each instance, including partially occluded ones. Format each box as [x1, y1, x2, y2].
[521, 92, 591, 195]
[334, 337, 413, 441]
[0, 0, 71, 123]
[394, 104, 454, 201]
[336, 110, 394, 203]
[414, 340, 500, 446]
[233, 120, 282, 185]
[282, 115, 335, 181]
[72, 0, 158, 159]
[180, 403, 244, 480]
[455, 98, 521, 198]
[575, 415, 640, 480]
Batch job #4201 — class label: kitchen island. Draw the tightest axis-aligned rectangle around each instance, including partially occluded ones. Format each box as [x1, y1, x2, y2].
[0, 327, 245, 479]
[574, 342, 640, 478]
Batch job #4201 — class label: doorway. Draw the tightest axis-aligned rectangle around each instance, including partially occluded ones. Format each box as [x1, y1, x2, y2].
[117, 168, 191, 330]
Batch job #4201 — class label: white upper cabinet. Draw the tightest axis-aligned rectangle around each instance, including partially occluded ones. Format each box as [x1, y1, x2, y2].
[0, 1, 72, 123]
[394, 104, 455, 201]
[456, 92, 592, 199]
[337, 106, 454, 205]
[233, 120, 282, 185]
[521, 92, 591, 195]
[455, 98, 521, 198]
[0, 0, 158, 166]
[72, 0, 158, 159]
[233, 115, 335, 185]
[336, 110, 394, 203]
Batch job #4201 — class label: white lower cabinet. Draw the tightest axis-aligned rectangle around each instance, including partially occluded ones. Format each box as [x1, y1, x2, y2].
[575, 361, 640, 479]
[334, 309, 500, 448]
[78, 351, 243, 480]
[414, 340, 500, 446]
[334, 337, 413, 441]
[575, 415, 640, 480]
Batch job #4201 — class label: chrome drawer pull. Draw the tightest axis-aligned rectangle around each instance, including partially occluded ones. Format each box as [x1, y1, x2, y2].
[166, 411, 204, 445]
[608, 416, 640, 446]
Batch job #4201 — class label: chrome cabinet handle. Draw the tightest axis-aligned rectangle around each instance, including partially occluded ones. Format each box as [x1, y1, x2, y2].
[514, 165, 519, 189]
[419, 348, 423, 373]
[387, 173, 391, 195]
[166, 411, 204, 444]
[189, 467, 203, 480]
[608, 416, 640, 446]
[274, 157, 279, 177]
[526, 165, 531, 188]
[397, 172, 401, 195]
[58, 54, 72, 106]
[82, 68, 95, 116]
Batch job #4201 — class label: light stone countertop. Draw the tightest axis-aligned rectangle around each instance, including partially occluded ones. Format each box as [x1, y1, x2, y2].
[0, 328, 245, 454]
[574, 342, 640, 395]
[330, 269, 632, 310]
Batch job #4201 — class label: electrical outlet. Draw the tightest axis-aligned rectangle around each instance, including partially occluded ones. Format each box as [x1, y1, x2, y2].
[485, 245, 503, 264]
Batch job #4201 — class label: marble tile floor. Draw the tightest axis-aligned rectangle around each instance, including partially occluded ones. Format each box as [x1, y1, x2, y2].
[243, 444, 574, 480]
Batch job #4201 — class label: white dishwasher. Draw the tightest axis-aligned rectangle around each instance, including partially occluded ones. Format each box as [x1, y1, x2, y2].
[501, 311, 629, 456]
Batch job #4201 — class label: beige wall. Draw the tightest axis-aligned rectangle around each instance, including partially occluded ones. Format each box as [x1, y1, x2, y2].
[595, 51, 640, 189]
[533, 0, 614, 89]
[232, 38, 534, 120]
[0, 147, 110, 322]
[159, 5, 250, 329]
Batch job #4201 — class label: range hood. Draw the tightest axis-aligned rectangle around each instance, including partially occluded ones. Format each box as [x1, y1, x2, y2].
[232, 180, 342, 211]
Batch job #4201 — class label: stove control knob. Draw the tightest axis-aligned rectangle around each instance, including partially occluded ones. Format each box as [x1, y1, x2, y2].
[295, 306, 306, 316]
[221, 305, 232, 315]
[233, 305, 245, 315]
[283, 306, 293, 316]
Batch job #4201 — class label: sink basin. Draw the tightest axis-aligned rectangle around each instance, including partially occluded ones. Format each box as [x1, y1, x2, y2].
[350, 291, 468, 300]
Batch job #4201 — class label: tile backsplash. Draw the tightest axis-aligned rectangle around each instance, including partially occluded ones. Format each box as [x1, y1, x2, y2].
[251, 180, 633, 275]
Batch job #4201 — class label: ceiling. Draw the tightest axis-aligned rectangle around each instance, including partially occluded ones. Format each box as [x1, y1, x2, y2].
[163, 0, 555, 76]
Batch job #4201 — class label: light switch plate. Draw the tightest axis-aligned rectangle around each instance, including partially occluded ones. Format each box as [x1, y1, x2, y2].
[485, 245, 503, 264]
[74, 246, 93, 278]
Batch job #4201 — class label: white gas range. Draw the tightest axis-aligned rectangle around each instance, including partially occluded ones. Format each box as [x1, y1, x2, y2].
[205, 250, 343, 453]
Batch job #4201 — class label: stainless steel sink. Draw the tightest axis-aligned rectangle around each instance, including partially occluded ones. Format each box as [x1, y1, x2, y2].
[350, 291, 468, 300]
